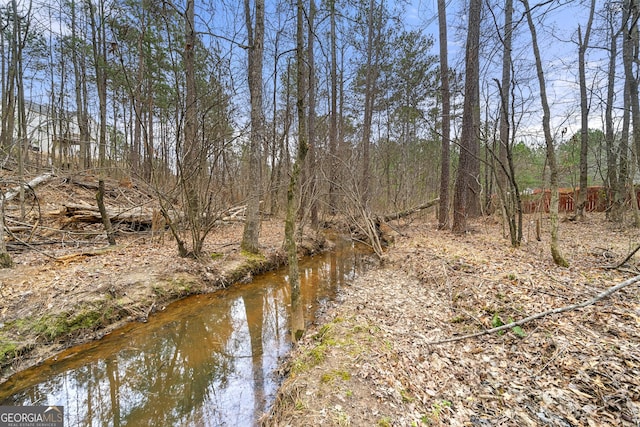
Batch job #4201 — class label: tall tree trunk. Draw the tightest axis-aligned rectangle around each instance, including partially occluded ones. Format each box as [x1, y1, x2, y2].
[576, 0, 595, 219]
[497, 0, 512, 197]
[286, 0, 309, 342]
[181, 0, 199, 256]
[437, 0, 451, 230]
[496, 0, 523, 246]
[71, 0, 90, 170]
[241, 0, 265, 254]
[307, 0, 318, 228]
[522, 0, 568, 267]
[622, 0, 636, 224]
[626, 1, 640, 173]
[360, 0, 377, 206]
[0, 13, 6, 152]
[269, 30, 281, 216]
[607, 5, 622, 221]
[1, 1, 17, 155]
[145, 84, 154, 182]
[452, 0, 481, 233]
[13, 0, 28, 219]
[328, 0, 338, 215]
[87, 0, 115, 245]
[131, 28, 145, 177]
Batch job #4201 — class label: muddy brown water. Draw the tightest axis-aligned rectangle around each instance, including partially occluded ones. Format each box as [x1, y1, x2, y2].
[0, 239, 372, 426]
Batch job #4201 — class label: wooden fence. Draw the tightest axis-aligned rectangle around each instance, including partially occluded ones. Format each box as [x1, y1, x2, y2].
[521, 186, 611, 214]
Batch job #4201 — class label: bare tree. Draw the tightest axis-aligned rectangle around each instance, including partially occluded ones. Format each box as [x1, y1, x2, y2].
[286, 0, 309, 342]
[179, 0, 200, 256]
[437, 0, 451, 230]
[621, 0, 638, 225]
[86, 0, 116, 245]
[576, 0, 596, 219]
[360, 0, 380, 206]
[70, 0, 91, 170]
[496, 0, 513, 196]
[328, 0, 339, 215]
[307, 0, 318, 228]
[492, 0, 523, 247]
[624, 0, 640, 173]
[241, 0, 265, 254]
[605, 2, 624, 222]
[522, 0, 568, 267]
[452, 0, 482, 233]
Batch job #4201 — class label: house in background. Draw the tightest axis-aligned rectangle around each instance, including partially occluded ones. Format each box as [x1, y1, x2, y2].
[2, 100, 99, 170]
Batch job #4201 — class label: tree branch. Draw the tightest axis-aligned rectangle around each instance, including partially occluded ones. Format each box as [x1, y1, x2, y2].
[607, 243, 640, 270]
[428, 274, 640, 345]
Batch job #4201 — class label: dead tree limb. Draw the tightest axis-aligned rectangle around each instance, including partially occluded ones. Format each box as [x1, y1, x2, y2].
[428, 274, 640, 345]
[3, 173, 54, 202]
[59, 203, 156, 225]
[382, 198, 439, 222]
[607, 243, 640, 270]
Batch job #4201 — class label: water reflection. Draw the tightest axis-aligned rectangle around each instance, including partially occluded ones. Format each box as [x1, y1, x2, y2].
[0, 239, 369, 426]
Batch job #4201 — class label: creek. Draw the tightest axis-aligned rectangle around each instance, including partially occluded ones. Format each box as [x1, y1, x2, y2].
[0, 238, 371, 426]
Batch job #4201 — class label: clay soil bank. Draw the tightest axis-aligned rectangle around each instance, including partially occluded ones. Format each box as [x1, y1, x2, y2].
[263, 214, 640, 427]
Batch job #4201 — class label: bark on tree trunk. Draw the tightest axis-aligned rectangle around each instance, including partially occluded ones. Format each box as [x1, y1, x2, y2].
[328, 0, 338, 215]
[0, 198, 12, 268]
[625, 1, 640, 175]
[286, 0, 309, 342]
[576, 0, 595, 219]
[522, 0, 568, 267]
[182, 0, 200, 256]
[241, 0, 265, 254]
[452, 0, 481, 234]
[437, 0, 450, 230]
[88, 0, 116, 246]
[360, 0, 378, 206]
[606, 6, 622, 222]
[307, 0, 318, 229]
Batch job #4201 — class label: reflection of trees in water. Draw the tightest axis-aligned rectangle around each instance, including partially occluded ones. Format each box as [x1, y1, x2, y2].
[243, 290, 265, 421]
[120, 300, 236, 426]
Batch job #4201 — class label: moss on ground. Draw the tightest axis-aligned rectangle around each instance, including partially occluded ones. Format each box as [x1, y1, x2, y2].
[0, 339, 17, 365]
[11, 304, 116, 342]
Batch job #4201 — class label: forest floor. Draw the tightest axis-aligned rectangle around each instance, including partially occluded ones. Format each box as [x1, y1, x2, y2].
[263, 214, 640, 426]
[1, 172, 639, 427]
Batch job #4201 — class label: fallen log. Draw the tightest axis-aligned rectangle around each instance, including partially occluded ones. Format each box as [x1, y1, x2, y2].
[382, 198, 439, 222]
[59, 202, 156, 226]
[3, 172, 54, 202]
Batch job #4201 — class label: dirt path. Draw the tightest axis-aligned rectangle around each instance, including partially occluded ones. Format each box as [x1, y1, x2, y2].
[263, 215, 640, 426]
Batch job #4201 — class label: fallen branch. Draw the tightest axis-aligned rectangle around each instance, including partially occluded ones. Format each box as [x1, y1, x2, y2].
[55, 245, 123, 264]
[3, 173, 54, 202]
[382, 198, 439, 222]
[428, 274, 640, 345]
[607, 243, 640, 270]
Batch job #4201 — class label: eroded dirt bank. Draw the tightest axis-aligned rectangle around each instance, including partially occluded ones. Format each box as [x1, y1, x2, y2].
[263, 214, 640, 426]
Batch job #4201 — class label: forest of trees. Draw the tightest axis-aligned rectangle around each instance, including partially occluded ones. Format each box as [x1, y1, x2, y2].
[0, 0, 639, 267]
